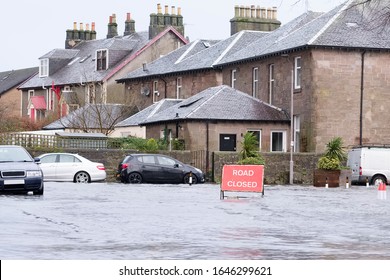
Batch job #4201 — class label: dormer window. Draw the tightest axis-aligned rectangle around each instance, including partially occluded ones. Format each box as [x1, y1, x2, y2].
[39, 58, 49, 77]
[96, 49, 108, 71]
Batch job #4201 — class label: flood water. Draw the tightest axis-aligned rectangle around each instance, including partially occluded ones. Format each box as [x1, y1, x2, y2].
[1, 182, 389, 260]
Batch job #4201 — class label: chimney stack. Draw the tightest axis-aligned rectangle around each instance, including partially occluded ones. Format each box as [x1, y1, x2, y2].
[107, 13, 118, 38]
[65, 21, 97, 49]
[149, 3, 184, 39]
[124, 13, 136, 36]
[230, 4, 281, 35]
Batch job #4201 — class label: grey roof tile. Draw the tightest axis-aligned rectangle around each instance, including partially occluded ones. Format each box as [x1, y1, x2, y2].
[0, 67, 38, 95]
[44, 103, 135, 130]
[20, 32, 150, 89]
[115, 99, 182, 127]
[139, 85, 289, 124]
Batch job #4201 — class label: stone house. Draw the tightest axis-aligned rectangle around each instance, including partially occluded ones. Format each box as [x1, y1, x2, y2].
[18, 4, 187, 122]
[118, 0, 390, 153]
[0, 67, 37, 119]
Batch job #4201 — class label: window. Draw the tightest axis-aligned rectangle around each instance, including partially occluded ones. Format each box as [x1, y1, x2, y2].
[39, 58, 49, 77]
[28, 90, 34, 100]
[86, 84, 96, 104]
[294, 57, 301, 89]
[293, 115, 300, 152]
[271, 131, 286, 152]
[138, 155, 156, 164]
[39, 154, 57, 164]
[153, 80, 159, 103]
[231, 69, 237, 88]
[252, 67, 259, 98]
[157, 156, 176, 166]
[47, 89, 55, 110]
[248, 130, 261, 151]
[176, 77, 182, 99]
[96, 49, 108, 71]
[269, 64, 275, 104]
[59, 154, 81, 163]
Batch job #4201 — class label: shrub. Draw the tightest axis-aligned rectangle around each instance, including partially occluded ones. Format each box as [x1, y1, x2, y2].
[317, 156, 341, 170]
[238, 156, 265, 165]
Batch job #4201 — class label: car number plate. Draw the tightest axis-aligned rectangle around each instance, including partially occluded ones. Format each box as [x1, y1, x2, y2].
[4, 179, 25, 185]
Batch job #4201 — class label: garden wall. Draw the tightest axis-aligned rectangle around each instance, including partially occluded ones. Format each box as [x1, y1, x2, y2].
[28, 148, 321, 185]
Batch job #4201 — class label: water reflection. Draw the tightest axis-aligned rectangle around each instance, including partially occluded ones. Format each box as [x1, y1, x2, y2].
[1, 183, 390, 259]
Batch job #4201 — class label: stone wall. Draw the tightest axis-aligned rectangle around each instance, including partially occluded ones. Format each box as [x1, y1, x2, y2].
[29, 148, 321, 185]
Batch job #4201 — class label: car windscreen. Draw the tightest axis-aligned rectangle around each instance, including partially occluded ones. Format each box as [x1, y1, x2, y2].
[0, 147, 33, 162]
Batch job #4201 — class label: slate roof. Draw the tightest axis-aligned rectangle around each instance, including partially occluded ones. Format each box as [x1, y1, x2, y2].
[44, 103, 136, 130]
[115, 99, 182, 127]
[120, 0, 390, 79]
[117, 30, 267, 81]
[216, 0, 390, 66]
[0, 67, 38, 96]
[20, 27, 187, 89]
[138, 85, 289, 125]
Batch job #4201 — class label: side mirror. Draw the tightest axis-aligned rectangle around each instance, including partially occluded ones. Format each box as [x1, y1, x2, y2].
[174, 163, 179, 168]
[34, 157, 41, 163]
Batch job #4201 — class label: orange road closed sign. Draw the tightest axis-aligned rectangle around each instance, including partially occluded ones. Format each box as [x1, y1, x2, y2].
[221, 165, 264, 194]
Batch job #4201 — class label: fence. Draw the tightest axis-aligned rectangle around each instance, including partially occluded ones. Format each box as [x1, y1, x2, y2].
[0, 133, 107, 149]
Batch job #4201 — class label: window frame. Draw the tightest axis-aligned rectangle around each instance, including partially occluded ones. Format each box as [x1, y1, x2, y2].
[153, 80, 159, 103]
[176, 77, 182, 99]
[268, 64, 275, 104]
[270, 130, 287, 152]
[231, 69, 237, 88]
[247, 129, 262, 151]
[96, 49, 108, 71]
[293, 115, 300, 152]
[39, 58, 49, 77]
[294, 56, 301, 90]
[252, 67, 259, 98]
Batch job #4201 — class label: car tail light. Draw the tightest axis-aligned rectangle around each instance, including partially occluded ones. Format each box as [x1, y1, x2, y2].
[121, 163, 129, 169]
[97, 165, 106, 170]
[359, 166, 362, 176]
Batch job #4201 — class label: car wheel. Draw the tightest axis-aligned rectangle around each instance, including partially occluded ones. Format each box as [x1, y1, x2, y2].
[74, 171, 90, 183]
[127, 172, 143, 184]
[184, 173, 198, 184]
[372, 175, 386, 186]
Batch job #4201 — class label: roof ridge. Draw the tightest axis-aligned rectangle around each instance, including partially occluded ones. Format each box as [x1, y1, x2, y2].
[175, 40, 200, 64]
[187, 86, 226, 117]
[308, 0, 354, 45]
[212, 32, 245, 66]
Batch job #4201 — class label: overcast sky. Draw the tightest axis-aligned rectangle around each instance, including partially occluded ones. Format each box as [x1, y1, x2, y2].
[0, 0, 347, 72]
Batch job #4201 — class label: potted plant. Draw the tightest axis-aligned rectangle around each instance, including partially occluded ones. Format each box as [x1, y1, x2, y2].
[314, 137, 350, 187]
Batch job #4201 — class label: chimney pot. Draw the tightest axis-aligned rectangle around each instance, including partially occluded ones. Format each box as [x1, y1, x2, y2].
[157, 3, 162, 14]
[73, 22, 77, 30]
[178, 7, 181, 16]
[86, 23, 90, 31]
[171, 6, 176, 15]
[79, 22, 84, 30]
[165, 5, 169, 14]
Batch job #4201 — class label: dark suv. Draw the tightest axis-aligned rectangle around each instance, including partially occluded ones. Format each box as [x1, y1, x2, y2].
[117, 154, 205, 184]
[0, 145, 44, 195]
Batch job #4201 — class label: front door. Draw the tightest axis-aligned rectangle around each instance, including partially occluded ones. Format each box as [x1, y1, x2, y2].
[220, 134, 237, 151]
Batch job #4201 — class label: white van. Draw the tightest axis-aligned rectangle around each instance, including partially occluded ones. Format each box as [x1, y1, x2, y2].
[347, 146, 390, 185]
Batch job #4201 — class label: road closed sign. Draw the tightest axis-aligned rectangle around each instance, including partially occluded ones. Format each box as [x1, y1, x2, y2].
[221, 165, 264, 195]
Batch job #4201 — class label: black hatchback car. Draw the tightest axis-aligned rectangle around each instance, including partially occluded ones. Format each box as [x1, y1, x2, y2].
[0, 145, 44, 195]
[117, 154, 205, 184]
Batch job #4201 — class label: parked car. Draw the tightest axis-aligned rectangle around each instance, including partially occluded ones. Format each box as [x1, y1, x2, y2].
[347, 146, 390, 185]
[0, 145, 44, 195]
[38, 153, 106, 183]
[117, 154, 205, 184]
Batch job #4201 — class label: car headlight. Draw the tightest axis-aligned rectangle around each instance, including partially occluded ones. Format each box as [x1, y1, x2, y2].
[27, 171, 42, 177]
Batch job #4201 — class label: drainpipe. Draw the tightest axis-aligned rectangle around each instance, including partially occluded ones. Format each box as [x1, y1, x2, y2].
[359, 50, 366, 146]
